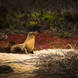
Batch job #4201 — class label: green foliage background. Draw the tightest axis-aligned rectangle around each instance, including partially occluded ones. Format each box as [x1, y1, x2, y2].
[0, 0, 78, 37]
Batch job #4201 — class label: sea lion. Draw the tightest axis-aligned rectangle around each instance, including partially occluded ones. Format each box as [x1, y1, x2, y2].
[11, 32, 37, 54]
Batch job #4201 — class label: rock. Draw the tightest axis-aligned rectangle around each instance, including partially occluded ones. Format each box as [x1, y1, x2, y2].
[0, 65, 13, 74]
[0, 32, 8, 40]
[0, 49, 78, 78]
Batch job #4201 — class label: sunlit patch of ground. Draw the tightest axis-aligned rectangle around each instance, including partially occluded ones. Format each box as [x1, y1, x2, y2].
[34, 49, 75, 55]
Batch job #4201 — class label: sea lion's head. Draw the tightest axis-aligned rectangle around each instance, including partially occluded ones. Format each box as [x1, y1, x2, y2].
[28, 32, 38, 37]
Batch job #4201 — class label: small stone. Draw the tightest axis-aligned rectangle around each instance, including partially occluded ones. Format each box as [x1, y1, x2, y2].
[0, 65, 14, 74]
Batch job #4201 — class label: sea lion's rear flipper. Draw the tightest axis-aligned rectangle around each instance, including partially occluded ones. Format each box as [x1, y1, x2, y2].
[30, 51, 34, 54]
[29, 50, 34, 54]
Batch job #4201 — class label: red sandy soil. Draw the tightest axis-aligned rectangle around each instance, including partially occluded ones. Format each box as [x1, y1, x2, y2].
[0, 30, 78, 50]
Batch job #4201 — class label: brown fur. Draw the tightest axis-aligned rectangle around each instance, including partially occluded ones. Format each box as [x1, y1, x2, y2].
[11, 32, 37, 54]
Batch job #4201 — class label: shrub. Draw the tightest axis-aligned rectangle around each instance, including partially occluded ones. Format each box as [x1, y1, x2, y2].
[58, 32, 71, 38]
[29, 21, 37, 26]
[74, 22, 78, 28]
[0, 17, 9, 29]
[31, 12, 41, 19]
[0, 10, 76, 33]
[6, 11, 26, 29]
[63, 12, 73, 22]
[73, 14, 78, 23]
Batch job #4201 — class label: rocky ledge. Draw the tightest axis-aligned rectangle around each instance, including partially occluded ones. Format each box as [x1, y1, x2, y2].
[0, 49, 78, 78]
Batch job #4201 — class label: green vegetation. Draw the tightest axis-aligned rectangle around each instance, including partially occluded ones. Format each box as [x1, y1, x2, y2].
[29, 21, 37, 26]
[58, 32, 72, 38]
[63, 12, 73, 22]
[0, 11, 26, 29]
[0, 10, 78, 36]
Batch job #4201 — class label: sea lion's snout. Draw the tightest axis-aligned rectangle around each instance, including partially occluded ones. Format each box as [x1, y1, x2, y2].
[33, 31, 38, 36]
[29, 32, 38, 36]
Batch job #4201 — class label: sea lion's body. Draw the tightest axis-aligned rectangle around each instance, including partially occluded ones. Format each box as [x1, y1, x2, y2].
[11, 32, 37, 54]
[11, 43, 25, 53]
